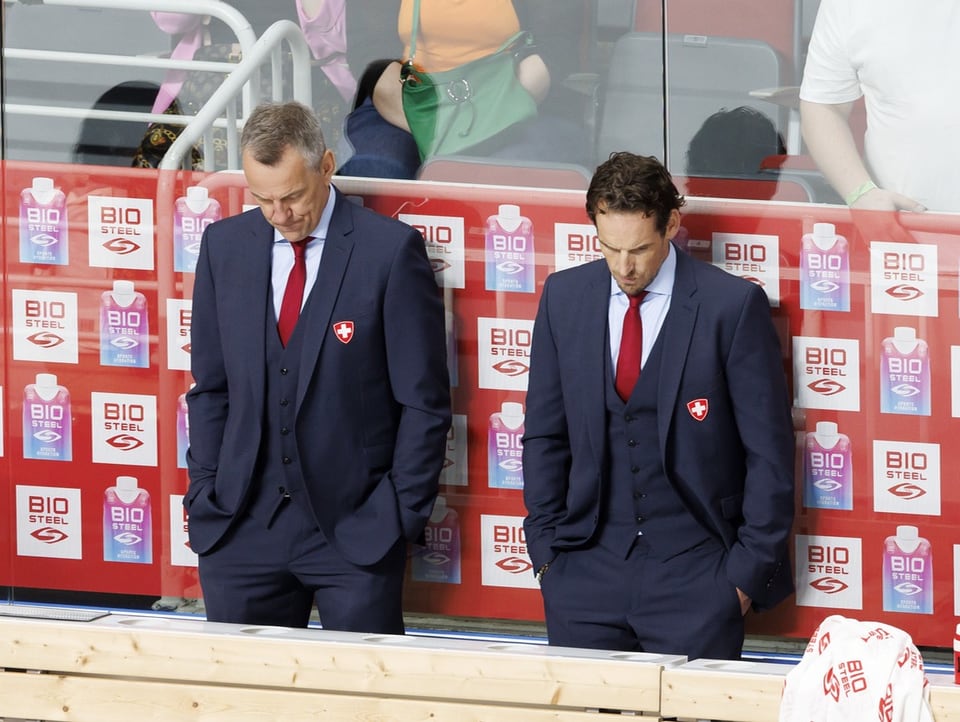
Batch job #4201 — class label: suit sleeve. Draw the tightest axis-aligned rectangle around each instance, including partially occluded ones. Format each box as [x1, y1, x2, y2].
[184, 226, 227, 501]
[723, 283, 796, 609]
[382, 227, 452, 541]
[521, 277, 573, 572]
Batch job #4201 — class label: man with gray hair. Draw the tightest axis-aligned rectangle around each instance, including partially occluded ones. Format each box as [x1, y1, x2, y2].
[185, 101, 451, 632]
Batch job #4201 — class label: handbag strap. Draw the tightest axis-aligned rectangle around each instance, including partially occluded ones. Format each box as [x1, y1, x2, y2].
[408, 0, 422, 63]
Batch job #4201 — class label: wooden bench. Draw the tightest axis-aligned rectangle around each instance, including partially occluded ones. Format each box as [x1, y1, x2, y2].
[0, 609, 681, 721]
[2, 608, 958, 721]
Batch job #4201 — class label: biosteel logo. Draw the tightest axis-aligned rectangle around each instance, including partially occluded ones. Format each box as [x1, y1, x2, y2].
[881, 250, 926, 291]
[554, 222, 602, 271]
[489, 326, 530, 377]
[807, 543, 850, 594]
[713, 232, 780, 306]
[479, 318, 533, 391]
[491, 524, 533, 574]
[794, 337, 861, 412]
[30, 527, 69, 544]
[97, 204, 144, 255]
[873, 441, 940, 515]
[871, 242, 937, 317]
[92, 392, 158, 466]
[18, 486, 82, 559]
[27, 331, 65, 348]
[805, 345, 848, 396]
[400, 212, 465, 288]
[88, 196, 154, 270]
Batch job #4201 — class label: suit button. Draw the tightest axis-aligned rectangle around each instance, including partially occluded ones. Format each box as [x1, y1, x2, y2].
[624, 414, 634, 422]
[631, 465, 640, 473]
[627, 439, 636, 447]
[280, 368, 289, 375]
[280, 399, 289, 406]
[636, 515, 644, 523]
[282, 457, 292, 464]
[279, 486, 290, 498]
[280, 427, 290, 435]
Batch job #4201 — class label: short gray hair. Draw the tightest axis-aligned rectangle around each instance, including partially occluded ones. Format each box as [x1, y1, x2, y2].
[240, 101, 326, 170]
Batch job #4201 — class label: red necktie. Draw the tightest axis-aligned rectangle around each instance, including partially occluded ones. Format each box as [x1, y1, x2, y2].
[277, 238, 310, 347]
[615, 292, 647, 402]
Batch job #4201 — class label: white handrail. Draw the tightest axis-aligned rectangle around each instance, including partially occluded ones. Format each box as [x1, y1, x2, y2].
[5, 0, 258, 51]
[159, 18, 313, 171]
[3, 0, 314, 170]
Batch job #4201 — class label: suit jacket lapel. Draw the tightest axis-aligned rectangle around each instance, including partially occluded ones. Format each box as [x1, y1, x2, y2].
[297, 189, 355, 411]
[657, 246, 699, 451]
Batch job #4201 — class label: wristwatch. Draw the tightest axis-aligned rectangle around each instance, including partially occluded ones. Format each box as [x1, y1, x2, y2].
[535, 561, 551, 584]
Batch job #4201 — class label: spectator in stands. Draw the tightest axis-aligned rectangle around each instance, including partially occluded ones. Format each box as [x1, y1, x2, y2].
[135, 1, 354, 169]
[799, 0, 959, 212]
[73, 82, 161, 166]
[686, 106, 786, 177]
[684, 106, 787, 202]
[337, 0, 588, 179]
[522, 152, 795, 660]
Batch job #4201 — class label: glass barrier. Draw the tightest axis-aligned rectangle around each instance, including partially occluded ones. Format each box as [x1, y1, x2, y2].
[3, 1, 960, 653]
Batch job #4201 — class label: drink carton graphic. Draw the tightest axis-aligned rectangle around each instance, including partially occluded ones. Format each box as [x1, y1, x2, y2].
[100, 280, 149, 368]
[22, 373, 72, 461]
[880, 327, 930, 415]
[485, 204, 535, 293]
[19, 177, 68, 265]
[103, 475, 153, 564]
[176, 386, 192, 469]
[488, 401, 525, 489]
[411, 495, 461, 584]
[174, 186, 220, 273]
[882, 525, 932, 614]
[800, 222, 849, 311]
[803, 421, 852, 510]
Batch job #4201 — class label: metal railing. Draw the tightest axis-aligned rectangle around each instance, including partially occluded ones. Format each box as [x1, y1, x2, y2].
[2, 0, 313, 170]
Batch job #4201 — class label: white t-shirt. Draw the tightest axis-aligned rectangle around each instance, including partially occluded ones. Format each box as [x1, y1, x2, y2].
[799, 0, 960, 211]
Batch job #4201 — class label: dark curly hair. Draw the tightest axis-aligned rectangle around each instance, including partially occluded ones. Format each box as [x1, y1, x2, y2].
[586, 152, 685, 235]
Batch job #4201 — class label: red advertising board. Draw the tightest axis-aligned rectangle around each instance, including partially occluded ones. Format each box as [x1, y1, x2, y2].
[2, 160, 959, 648]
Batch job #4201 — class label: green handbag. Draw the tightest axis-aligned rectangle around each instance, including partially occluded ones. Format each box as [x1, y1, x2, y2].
[400, 0, 538, 160]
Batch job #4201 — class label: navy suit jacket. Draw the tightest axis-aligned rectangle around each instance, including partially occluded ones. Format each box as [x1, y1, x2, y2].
[522, 245, 795, 610]
[185, 188, 451, 566]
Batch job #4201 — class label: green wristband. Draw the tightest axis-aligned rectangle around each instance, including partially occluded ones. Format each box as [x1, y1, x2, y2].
[845, 180, 878, 206]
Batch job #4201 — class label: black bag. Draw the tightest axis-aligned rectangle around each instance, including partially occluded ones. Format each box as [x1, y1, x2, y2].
[133, 44, 346, 170]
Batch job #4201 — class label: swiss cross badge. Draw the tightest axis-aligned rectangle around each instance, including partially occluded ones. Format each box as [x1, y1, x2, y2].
[686, 398, 708, 421]
[333, 321, 355, 344]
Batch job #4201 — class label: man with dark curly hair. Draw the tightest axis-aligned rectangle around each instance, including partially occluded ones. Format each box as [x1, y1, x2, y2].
[522, 152, 795, 660]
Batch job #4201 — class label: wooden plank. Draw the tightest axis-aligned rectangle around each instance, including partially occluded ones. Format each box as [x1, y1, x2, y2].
[0, 616, 673, 714]
[928, 673, 960, 722]
[0, 670, 661, 722]
[661, 662, 786, 722]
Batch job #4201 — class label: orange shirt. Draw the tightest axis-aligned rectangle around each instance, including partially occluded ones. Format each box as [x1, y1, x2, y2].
[398, 0, 521, 72]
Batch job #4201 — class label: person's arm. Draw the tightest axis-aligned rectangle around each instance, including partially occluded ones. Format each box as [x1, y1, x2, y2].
[372, 61, 409, 130]
[521, 278, 571, 575]
[722, 283, 796, 611]
[184, 226, 228, 498]
[800, 99, 925, 211]
[295, 0, 357, 102]
[516, 53, 550, 104]
[382, 226, 452, 541]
